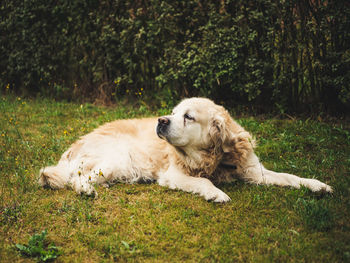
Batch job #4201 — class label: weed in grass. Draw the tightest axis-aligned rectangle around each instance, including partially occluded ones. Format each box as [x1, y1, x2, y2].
[121, 240, 139, 254]
[0, 203, 22, 225]
[15, 230, 61, 262]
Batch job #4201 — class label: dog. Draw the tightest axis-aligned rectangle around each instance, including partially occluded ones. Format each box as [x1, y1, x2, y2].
[39, 97, 332, 202]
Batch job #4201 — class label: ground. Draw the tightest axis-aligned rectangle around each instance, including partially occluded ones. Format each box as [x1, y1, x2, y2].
[0, 96, 349, 262]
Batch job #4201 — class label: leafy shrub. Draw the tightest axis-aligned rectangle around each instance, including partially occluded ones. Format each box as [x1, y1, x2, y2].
[1, 0, 349, 112]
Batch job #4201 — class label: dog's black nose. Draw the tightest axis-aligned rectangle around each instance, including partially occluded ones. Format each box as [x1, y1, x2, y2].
[158, 117, 170, 125]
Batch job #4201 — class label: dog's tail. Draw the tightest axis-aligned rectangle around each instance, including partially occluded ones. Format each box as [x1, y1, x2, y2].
[38, 165, 70, 189]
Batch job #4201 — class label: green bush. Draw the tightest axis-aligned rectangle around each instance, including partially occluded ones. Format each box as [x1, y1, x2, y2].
[1, 0, 349, 112]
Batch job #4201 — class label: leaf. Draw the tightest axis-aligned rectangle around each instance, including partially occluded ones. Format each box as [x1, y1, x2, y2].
[121, 241, 130, 249]
[15, 244, 29, 253]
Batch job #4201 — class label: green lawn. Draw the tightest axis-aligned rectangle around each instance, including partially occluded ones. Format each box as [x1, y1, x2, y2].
[1, 95, 349, 262]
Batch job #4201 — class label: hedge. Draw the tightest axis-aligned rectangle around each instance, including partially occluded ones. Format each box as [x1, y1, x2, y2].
[1, 0, 349, 112]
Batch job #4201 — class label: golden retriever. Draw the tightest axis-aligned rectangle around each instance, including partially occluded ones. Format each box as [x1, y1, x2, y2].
[39, 97, 332, 202]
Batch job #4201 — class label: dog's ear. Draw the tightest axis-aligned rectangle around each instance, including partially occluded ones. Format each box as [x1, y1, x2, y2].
[210, 106, 255, 163]
[222, 130, 255, 163]
[208, 107, 229, 155]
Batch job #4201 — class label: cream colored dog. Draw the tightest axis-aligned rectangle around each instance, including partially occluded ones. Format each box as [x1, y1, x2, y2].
[39, 97, 332, 202]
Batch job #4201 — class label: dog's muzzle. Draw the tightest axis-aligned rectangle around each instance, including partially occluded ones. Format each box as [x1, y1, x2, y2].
[157, 117, 170, 139]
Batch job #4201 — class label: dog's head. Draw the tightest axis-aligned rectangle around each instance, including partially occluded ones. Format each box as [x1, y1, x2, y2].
[157, 98, 252, 175]
[157, 98, 223, 148]
[157, 98, 244, 167]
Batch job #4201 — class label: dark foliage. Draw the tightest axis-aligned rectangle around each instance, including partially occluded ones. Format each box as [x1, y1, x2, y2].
[1, 0, 349, 112]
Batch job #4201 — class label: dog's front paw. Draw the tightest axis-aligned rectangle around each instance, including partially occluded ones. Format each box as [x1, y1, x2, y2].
[213, 191, 231, 203]
[321, 184, 333, 193]
[303, 179, 333, 193]
[204, 188, 231, 203]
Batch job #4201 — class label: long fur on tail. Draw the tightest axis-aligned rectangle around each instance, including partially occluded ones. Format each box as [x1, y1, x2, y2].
[38, 165, 69, 189]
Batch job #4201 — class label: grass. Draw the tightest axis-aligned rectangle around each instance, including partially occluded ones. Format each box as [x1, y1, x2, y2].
[0, 95, 350, 262]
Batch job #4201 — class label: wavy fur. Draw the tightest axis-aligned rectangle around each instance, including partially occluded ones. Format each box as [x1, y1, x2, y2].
[39, 97, 332, 202]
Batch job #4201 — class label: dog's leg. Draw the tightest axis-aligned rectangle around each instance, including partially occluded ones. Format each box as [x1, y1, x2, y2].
[39, 160, 98, 196]
[262, 169, 333, 192]
[158, 164, 231, 202]
[240, 152, 333, 192]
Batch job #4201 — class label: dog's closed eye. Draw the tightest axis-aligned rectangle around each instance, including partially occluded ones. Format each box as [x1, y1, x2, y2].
[184, 113, 195, 121]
